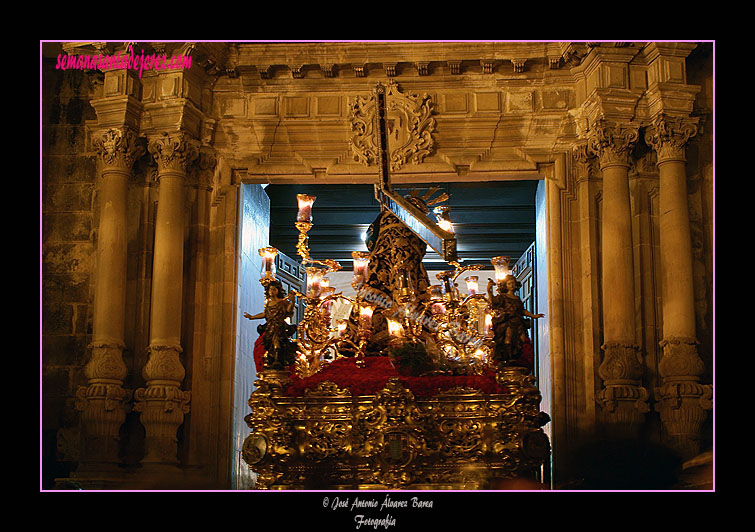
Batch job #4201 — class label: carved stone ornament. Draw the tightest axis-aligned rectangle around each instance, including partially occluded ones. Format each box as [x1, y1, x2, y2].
[572, 140, 596, 182]
[148, 131, 200, 173]
[93, 128, 145, 170]
[83, 341, 128, 382]
[658, 336, 705, 379]
[349, 80, 437, 172]
[655, 336, 712, 459]
[587, 120, 640, 169]
[598, 342, 644, 382]
[644, 115, 698, 164]
[141, 344, 186, 384]
[597, 342, 650, 423]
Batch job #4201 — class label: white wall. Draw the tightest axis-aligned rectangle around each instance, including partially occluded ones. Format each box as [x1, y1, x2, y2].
[232, 184, 270, 490]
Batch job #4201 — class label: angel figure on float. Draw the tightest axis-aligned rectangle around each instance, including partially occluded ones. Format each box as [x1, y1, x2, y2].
[244, 279, 298, 370]
[487, 275, 544, 366]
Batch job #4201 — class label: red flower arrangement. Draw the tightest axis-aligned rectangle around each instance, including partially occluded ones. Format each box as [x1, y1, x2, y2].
[256, 332, 535, 398]
[282, 338, 535, 398]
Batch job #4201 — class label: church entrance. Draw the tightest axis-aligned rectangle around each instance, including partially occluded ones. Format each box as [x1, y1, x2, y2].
[232, 179, 550, 488]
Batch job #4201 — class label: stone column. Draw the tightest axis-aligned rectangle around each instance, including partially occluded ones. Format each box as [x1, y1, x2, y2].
[644, 115, 712, 460]
[588, 120, 649, 435]
[75, 128, 143, 470]
[134, 131, 198, 467]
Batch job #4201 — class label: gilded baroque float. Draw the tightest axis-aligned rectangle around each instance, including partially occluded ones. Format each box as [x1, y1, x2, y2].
[241, 82, 550, 490]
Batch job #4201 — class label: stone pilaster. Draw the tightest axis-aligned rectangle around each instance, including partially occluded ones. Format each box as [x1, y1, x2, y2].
[134, 131, 198, 467]
[75, 127, 144, 469]
[588, 120, 649, 434]
[644, 114, 712, 460]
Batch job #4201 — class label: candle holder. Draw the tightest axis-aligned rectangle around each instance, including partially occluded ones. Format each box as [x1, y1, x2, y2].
[305, 266, 324, 299]
[259, 246, 279, 281]
[386, 318, 405, 349]
[354, 304, 375, 367]
[297, 194, 316, 223]
[491, 256, 511, 284]
[465, 275, 479, 296]
[352, 251, 370, 289]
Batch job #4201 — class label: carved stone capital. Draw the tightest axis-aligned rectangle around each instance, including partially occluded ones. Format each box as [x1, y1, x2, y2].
[596, 341, 649, 430]
[142, 343, 186, 384]
[83, 341, 128, 382]
[93, 128, 145, 171]
[148, 131, 199, 174]
[658, 336, 705, 380]
[587, 120, 639, 169]
[598, 342, 644, 383]
[644, 115, 698, 165]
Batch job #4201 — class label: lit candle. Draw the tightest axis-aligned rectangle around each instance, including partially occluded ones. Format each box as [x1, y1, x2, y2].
[336, 319, 348, 338]
[491, 256, 511, 283]
[484, 313, 493, 337]
[386, 318, 404, 346]
[259, 247, 278, 279]
[473, 348, 487, 363]
[297, 194, 316, 223]
[352, 251, 370, 286]
[359, 305, 374, 330]
[465, 275, 479, 296]
[306, 267, 323, 297]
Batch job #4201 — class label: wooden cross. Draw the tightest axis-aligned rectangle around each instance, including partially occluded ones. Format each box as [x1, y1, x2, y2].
[372, 82, 458, 263]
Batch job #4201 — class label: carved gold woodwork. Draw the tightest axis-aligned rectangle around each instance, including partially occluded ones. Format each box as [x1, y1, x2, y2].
[242, 367, 550, 490]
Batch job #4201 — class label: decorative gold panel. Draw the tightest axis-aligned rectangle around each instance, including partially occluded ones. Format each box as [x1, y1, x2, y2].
[243, 366, 550, 490]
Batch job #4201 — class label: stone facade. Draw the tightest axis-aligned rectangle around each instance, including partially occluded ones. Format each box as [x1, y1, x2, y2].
[41, 41, 714, 490]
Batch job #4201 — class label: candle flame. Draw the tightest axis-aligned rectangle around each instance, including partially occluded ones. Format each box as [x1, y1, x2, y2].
[386, 318, 403, 337]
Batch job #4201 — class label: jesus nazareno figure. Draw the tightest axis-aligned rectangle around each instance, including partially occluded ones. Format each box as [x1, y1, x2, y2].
[487, 275, 544, 366]
[244, 279, 298, 370]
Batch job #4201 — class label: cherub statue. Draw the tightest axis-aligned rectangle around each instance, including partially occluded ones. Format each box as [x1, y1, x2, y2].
[487, 275, 544, 365]
[244, 279, 298, 370]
